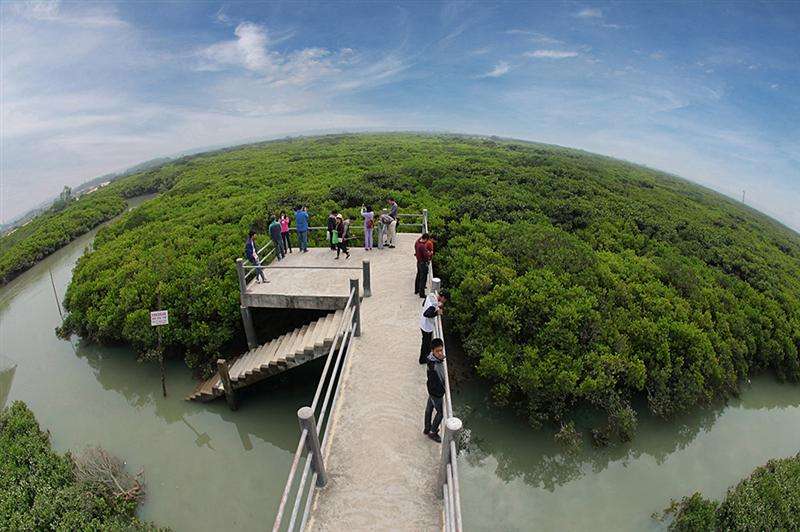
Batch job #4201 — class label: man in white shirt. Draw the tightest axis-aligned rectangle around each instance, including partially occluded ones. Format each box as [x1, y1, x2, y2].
[419, 292, 445, 364]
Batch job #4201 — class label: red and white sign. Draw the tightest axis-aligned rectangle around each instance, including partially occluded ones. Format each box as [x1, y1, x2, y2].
[150, 310, 169, 326]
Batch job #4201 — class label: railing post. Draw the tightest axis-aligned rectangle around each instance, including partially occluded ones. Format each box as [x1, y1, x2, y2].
[217, 359, 238, 411]
[422, 208, 429, 233]
[362, 260, 371, 297]
[298, 407, 327, 487]
[438, 417, 462, 495]
[349, 278, 361, 337]
[240, 306, 257, 349]
[236, 258, 247, 296]
[431, 277, 441, 294]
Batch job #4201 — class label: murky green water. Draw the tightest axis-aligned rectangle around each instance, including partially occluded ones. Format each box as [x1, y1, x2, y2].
[455, 371, 800, 531]
[0, 196, 317, 531]
[2, 195, 798, 531]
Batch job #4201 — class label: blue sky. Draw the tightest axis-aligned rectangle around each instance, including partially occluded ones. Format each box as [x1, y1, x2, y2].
[2, 1, 798, 230]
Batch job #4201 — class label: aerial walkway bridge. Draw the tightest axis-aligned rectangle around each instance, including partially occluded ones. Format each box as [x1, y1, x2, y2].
[188, 212, 463, 531]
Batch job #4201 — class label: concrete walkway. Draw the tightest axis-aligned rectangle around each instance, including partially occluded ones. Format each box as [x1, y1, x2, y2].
[307, 233, 442, 531]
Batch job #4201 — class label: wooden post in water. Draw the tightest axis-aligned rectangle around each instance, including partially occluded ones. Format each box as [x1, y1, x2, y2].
[217, 359, 237, 411]
[298, 406, 327, 486]
[157, 290, 167, 397]
[350, 278, 361, 337]
[48, 269, 64, 322]
[362, 260, 371, 297]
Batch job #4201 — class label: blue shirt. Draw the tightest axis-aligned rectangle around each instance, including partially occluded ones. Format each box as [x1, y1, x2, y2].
[245, 238, 256, 261]
[295, 210, 309, 231]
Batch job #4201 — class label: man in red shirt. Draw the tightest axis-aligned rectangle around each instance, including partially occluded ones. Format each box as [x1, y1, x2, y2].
[414, 233, 433, 297]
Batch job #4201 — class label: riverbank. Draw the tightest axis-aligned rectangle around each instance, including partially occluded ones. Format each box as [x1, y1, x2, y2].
[453, 365, 800, 531]
[0, 401, 161, 530]
[0, 203, 319, 531]
[0, 193, 158, 285]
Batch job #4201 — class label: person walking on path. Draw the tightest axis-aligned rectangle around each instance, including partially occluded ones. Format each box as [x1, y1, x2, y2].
[269, 215, 285, 260]
[361, 204, 375, 250]
[279, 211, 293, 254]
[295, 206, 310, 252]
[419, 292, 445, 364]
[386, 198, 398, 247]
[414, 233, 433, 297]
[327, 210, 338, 251]
[245, 230, 268, 283]
[423, 338, 446, 442]
[333, 214, 351, 260]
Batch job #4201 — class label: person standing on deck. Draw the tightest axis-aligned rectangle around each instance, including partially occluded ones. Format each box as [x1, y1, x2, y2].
[334, 214, 350, 259]
[423, 338, 446, 443]
[269, 215, 285, 260]
[279, 211, 293, 254]
[377, 209, 393, 249]
[327, 210, 338, 251]
[361, 204, 375, 250]
[419, 292, 445, 364]
[386, 198, 398, 248]
[414, 233, 433, 297]
[245, 231, 267, 283]
[295, 206, 310, 252]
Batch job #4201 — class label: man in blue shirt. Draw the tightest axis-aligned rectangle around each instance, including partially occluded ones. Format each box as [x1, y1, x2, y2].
[295, 206, 310, 252]
[245, 230, 267, 283]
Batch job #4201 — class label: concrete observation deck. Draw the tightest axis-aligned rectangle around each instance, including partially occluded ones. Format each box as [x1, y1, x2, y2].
[305, 233, 442, 530]
[241, 248, 367, 311]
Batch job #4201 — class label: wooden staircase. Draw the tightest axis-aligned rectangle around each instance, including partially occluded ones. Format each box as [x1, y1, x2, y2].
[187, 309, 346, 402]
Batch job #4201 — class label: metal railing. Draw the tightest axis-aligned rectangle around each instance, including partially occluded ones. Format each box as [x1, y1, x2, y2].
[423, 211, 464, 532]
[272, 280, 362, 531]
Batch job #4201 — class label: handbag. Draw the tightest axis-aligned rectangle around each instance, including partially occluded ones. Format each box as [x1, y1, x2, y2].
[332, 230, 340, 245]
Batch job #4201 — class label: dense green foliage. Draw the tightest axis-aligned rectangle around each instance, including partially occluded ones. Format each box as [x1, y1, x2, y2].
[57, 134, 800, 432]
[668, 453, 800, 531]
[0, 401, 159, 531]
[0, 163, 176, 284]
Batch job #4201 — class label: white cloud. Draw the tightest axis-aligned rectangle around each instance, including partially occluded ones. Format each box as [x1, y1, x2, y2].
[480, 61, 511, 78]
[8, 0, 127, 27]
[650, 51, 665, 60]
[505, 30, 563, 44]
[576, 8, 603, 19]
[525, 50, 579, 59]
[197, 22, 407, 90]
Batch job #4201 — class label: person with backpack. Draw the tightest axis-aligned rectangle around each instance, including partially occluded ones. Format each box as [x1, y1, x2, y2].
[361, 204, 375, 250]
[419, 292, 445, 364]
[327, 210, 338, 251]
[377, 209, 393, 249]
[423, 338, 447, 442]
[294, 206, 310, 252]
[245, 230, 268, 283]
[333, 214, 351, 260]
[279, 211, 293, 254]
[268, 214, 285, 260]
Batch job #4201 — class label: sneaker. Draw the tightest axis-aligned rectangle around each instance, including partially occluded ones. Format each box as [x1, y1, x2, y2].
[423, 428, 430, 435]
[427, 432, 441, 443]
[346, 253, 351, 259]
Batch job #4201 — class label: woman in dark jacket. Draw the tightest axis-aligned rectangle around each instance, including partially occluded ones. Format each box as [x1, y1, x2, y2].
[334, 215, 350, 260]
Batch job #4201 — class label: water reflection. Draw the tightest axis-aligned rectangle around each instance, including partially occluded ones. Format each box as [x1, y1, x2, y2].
[74, 339, 320, 454]
[458, 375, 800, 492]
